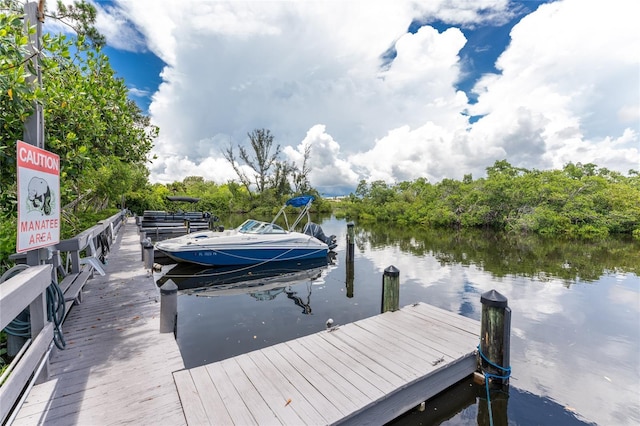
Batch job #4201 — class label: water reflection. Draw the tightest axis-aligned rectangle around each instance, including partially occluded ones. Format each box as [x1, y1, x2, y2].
[348, 221, 639, 426]
[390, 377, 596, 426]
[158, 256, 329, 289]
[157, 256, 335, 311]
[354, 222, 640, 282]
[160, 217, 639, 425]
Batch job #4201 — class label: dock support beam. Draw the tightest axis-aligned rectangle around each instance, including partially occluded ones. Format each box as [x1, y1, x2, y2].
[381, 265, 400, 313]
[160, 282, 178, 334]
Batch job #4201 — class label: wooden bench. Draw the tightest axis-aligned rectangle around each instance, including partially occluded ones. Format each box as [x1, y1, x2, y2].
[57, 266, 94, 320]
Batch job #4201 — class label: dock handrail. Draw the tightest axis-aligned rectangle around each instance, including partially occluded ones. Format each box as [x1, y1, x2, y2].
[55, 210, 125, 275]
[0, 264, 53, 424]
[0, 210, 127, 424]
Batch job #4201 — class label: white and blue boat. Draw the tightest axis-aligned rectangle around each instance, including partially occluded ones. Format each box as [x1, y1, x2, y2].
[155, 196, 337, 267]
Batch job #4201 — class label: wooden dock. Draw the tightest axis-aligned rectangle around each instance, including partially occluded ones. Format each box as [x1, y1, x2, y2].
[9, 219, 486, 425]
[12, 222, 186, 425]
[174, 302, 480, 425]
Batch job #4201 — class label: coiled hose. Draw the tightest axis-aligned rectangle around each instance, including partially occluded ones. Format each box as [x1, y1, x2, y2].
[1, 264, 66, 350]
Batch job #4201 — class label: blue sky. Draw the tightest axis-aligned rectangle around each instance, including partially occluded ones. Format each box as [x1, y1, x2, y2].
[102, 47, 163, 112]
[51, 0, 639, 195]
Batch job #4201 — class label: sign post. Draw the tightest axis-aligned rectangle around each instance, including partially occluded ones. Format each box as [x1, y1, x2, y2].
[16, 140, 61, 252]
[23, 1, 45, 149]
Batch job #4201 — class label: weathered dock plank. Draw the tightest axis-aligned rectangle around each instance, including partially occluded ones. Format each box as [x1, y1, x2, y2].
[297, 334, 388, 398]
[249, 349, 333, 424]
[173, 369, 214, 425]
[233, 354, 307, 425]
[174, 303, 480, 425]
[13, 222, 186, 426]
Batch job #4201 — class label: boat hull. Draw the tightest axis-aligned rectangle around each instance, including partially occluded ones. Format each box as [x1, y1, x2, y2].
[155, 230, 329, 267]
[160, 246, 328, 266]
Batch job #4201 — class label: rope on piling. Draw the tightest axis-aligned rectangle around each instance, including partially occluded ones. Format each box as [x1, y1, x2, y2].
[477, 344, 511, 426]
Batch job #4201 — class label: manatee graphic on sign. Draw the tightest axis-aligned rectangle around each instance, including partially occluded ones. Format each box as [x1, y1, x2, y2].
[26, 176, 54, 215]
[16, 140, 61, 252]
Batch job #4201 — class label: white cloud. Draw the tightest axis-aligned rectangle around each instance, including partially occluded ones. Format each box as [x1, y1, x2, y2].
[127, 87, 150, 98]
[93, 2, 147, 52]
[42, 0, 146, 52]
[148, 154, 238, 185]
[98, 0, 638, 192]
[284, 125, 360, 194]
[467, 0, 640, 172]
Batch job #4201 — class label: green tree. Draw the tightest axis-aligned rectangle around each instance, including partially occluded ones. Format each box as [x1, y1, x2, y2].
[223, 129, 281, 194]
[0, 1, 158, 266]
[223, 128, 316, 204]
[341, 160, 640, 239]
[49, 0, 106, 47]
[291, 143, 312, 194]
[43, 36, 157, 211]
[0, 7, 37, 211]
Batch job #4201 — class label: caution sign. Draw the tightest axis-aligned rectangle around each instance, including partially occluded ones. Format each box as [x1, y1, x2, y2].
[16, 140, 61, 252]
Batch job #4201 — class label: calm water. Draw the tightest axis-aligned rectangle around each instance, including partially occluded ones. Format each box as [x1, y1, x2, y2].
[157, 217, 640, 425]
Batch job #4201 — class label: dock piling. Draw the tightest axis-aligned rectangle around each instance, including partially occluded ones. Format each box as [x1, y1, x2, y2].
[142, 239, 154, 271]
[479, 289, 511, 387]
[346, 222, 355, 263]
[381, 265, 400, 312]
[346, 261, 354, 298]
[139, 231, 147, 261]
[159, 281, 178, 334]
[345, 222, 355, 297]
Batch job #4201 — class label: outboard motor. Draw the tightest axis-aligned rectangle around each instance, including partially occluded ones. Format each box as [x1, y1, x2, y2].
[206, 213, 224, 231]
[303, 222, 337, 251]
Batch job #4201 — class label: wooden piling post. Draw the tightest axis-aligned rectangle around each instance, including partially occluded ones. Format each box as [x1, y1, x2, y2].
[345, 222, 355, 297]
[142, 239, 154, 271]
[381, 265, 400, 313]
[346, 222, 355, 263]
[477, 389, 509, 426]
[346, 261, 354, 298]
[479, 289, 511, 387]
[160, 282, 178, 334]
[139, 231, 147, 261]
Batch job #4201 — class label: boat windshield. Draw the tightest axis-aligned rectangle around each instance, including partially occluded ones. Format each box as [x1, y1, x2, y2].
[238, 220, 286, 234]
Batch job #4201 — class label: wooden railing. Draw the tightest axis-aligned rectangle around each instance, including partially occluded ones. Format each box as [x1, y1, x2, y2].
[0, 210, 126, 424]
[0, 264, 52, 424]
[53, 211, 125, 312]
